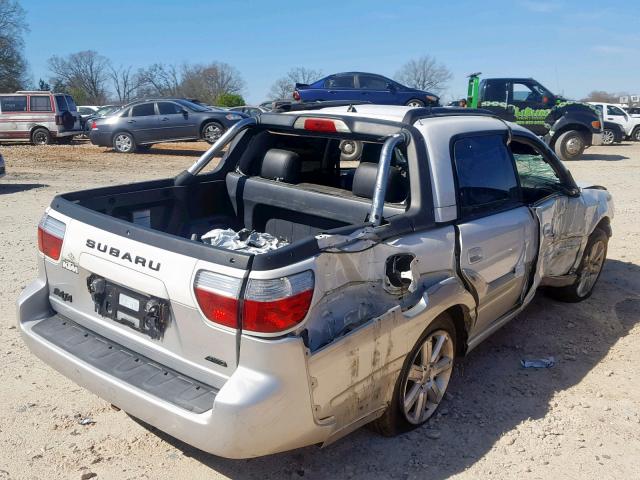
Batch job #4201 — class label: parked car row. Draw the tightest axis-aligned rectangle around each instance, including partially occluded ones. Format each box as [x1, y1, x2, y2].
[88, 98, 246, 153]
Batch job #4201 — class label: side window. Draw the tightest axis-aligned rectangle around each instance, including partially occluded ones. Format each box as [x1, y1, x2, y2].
[510, 140, 562, 190]
[359, 75, 387, 90]
[606, 105, 625, 116]
[1, 95, 28, 112]
[512, 83, 535, 102]
[158, 102, 182, 115]
[453, 135, 519, 216]
[131, 103, 156, 117]
[326, 75, 354, 89]
[65, 95, 77, 112]
[30, 96, 53, 112]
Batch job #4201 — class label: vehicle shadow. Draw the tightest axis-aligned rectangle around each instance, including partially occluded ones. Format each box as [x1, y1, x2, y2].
[579, 153, 629, 161]
[145, 258, 640, 480]
[0, 183, 48, 194]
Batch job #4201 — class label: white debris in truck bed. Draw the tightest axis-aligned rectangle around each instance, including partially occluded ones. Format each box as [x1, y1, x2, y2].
[201, 228, 289, 254]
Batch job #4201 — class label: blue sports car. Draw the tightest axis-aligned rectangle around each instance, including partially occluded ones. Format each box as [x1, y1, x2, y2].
[293, 72, 439, 107]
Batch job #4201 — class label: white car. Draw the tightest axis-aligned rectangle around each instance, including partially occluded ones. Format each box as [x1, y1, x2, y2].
[589, 102, 640, 141]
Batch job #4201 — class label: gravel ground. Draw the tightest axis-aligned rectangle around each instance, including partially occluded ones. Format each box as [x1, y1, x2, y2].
[0, 140, 638, 480]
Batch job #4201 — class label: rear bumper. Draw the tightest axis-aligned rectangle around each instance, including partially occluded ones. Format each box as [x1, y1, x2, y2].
[89, 131, 112, 146]
[17, 279, 332, 459]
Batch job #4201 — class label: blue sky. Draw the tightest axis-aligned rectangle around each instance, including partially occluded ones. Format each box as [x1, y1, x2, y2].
[21, 0, 640, 103]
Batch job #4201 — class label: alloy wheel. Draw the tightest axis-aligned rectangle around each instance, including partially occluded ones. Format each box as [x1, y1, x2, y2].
[576, 239, 606, 297]
[402, 330, 454, 424]
[602, 129, 615, 145]
[115, 134, 132, 152]
[204, 124, 223, 142]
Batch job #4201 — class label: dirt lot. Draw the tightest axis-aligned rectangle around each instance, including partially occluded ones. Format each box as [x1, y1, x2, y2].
[1, 140, 638, 480]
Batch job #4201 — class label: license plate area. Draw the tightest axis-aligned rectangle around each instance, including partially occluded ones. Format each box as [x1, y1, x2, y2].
[86, 274, 170, 339]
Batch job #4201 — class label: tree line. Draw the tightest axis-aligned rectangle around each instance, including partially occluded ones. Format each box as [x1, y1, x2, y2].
[2, 0, 453, 106]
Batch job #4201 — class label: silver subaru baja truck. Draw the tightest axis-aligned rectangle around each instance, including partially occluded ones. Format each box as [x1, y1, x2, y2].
[18, 102, 613, 459]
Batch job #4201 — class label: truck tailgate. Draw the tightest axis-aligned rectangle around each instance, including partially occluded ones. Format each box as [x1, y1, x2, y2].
[42, 210, 243, 389]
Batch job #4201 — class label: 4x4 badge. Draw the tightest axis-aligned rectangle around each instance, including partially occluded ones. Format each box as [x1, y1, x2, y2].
[62, 254, 79, 274]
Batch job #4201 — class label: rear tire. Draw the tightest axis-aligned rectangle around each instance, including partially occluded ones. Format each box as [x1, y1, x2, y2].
[370, 313, 456, 436]
[546, 228, 608, 303]
[112, 132, 136, 153]
[631, 127, 640, 142]
[31, 127, 51, 145]
[554, 130, 586, 161]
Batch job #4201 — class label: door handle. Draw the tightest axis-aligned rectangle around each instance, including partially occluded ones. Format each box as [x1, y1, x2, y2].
[161, 117, 169, 121]
[127, 120, 135, 124]
[468, 247, 483, 264]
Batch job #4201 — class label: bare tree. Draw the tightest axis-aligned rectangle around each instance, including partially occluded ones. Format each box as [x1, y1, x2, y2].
[181, 62, 245, 104]
[0, 0, 29, 91]
[581, 90, 620, 103]
[394, 56, 452, 95]
[136, 63, 181, 97]
[268, 67, 322, 100]
[48, 50, 110, 104]
[109, 64, 143, 104]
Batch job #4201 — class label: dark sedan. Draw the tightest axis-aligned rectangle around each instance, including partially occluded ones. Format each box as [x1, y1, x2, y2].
[293, 72, 439, 107]
[89, 99, 246, 153]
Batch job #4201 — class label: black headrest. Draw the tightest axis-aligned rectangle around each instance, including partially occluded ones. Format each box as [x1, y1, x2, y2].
[352, 162, 407, 203]
[260, 148, 301, 184]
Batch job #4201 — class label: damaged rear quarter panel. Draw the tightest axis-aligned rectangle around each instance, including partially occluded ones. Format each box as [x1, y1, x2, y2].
[305, 225, 475, 434]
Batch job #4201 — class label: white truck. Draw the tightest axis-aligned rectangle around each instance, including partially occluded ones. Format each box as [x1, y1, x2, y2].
[589, 102, 640, 141]
[18, 103, 613, 459]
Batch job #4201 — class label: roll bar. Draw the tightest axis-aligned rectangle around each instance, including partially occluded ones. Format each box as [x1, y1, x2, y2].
[187, 117, 257, 175]
[370, 132, 408, 226]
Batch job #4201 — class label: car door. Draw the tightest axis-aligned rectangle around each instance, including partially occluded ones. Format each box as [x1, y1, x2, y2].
[129, 102, 159, 144]
[157, 101, 196, 139]
[509, 81, 554, 136]
[605, 105, 631, 135]
[510, 136, 589, 279]
[453, 134, 537, 333]
[321, 74, 356, 101]
[357, 74, 394, 104]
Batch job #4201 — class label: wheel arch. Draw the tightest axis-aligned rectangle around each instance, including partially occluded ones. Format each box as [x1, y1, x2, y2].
[595, 215, 612, 237]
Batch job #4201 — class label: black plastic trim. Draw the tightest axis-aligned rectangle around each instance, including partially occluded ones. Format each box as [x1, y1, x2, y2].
[31, 314, 218, 414]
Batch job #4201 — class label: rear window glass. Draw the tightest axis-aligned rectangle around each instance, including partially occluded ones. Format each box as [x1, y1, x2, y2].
[29, 96, 52, 112]
[55, 95, 68, 112]
[65, 95, 77, 112]
[1, 96, 27, 112]
[132, 103, 156, 117]
[325, 75, 355, 88]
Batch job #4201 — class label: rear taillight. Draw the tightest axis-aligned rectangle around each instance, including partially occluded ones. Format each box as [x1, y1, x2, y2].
[194, 271, 242, 329]
[91, 121, 98, 130]
[243, 271, 314, 334]
[37, 215, 66, 260]
[293, 90, 301, 101]
[193, 270, 314, 334]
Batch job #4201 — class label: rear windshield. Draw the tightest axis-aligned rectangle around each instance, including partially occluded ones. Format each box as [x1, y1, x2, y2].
[1, 95, 27, 112]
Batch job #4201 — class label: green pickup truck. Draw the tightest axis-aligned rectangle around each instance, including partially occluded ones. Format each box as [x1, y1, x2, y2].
[467, 74, 603, 161]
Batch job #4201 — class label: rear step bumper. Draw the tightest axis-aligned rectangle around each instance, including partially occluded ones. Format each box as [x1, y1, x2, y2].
[18, 279, 332, 458]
